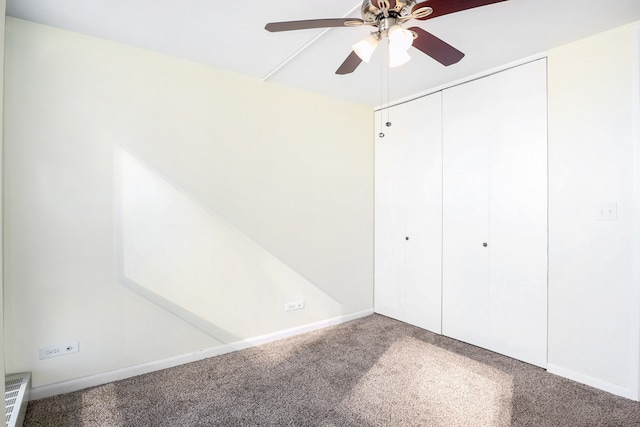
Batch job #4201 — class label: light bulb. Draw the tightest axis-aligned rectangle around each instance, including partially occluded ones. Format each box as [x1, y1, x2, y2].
[353, 34, 379, 63]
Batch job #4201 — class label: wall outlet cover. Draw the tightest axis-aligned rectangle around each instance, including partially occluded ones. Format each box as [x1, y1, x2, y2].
[284, 300, 305, 312]
[39, 341, 79, 360]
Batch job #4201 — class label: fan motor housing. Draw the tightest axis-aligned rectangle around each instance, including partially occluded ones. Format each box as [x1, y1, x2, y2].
[361, 0, 417, 23]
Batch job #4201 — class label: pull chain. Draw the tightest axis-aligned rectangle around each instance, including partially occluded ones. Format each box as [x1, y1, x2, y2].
[379, 39, 393, 138]
[386, 42, 391, 127]
[386, 40, 392, 129]
[379, 45, 386, 138]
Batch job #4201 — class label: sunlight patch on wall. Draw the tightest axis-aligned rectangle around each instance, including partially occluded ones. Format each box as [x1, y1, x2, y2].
[115, 146, 341, 343]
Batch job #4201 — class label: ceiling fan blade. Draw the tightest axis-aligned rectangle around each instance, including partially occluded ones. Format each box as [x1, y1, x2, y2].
[412, 0, 508, 20]
[265, 18, 364, 32]
[335, 51, 363, 75]
[409, 27, 465, 66]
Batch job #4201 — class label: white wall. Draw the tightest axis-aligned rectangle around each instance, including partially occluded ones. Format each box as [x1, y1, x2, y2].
[547, 22, 640, 400]
[0, 0, 7, 416]
[634, 24, 640, 401]
[3, 18, 373, 391]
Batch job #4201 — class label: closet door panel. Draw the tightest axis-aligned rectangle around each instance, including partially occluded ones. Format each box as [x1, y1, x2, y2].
[442, 59, 548, 367]
[404, 94, 442, 332]
[374, 92, 442, 333]
[374, 114, 407, 319]
[442, 88, 491, 348]
[487, 60, 548, 367]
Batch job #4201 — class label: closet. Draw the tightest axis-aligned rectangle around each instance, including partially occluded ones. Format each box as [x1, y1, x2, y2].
[374, 59, 547, 367]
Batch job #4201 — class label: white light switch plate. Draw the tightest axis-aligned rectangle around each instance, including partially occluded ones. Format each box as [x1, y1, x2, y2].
[596, 203, 617, 220]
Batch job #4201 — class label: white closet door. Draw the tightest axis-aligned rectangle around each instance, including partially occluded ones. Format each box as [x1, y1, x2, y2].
[375, 92, 442, 333]
[441, 97, 492, 347]
[442, 59, 548, 367]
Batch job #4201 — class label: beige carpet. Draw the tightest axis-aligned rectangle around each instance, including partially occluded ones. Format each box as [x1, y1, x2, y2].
[24, 314, 640, 426]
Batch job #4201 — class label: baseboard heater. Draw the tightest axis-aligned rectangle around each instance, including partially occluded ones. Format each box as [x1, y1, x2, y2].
[5, 373, 31, 427]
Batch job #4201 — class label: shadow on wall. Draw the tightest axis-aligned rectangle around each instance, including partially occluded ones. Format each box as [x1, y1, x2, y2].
[114, 146, 343, 344]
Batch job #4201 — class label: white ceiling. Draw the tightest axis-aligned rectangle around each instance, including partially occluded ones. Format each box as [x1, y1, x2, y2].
[6, 0, 640, 106]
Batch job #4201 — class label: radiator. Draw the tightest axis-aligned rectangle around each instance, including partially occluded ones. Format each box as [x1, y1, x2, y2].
[5, 373, 31, 427]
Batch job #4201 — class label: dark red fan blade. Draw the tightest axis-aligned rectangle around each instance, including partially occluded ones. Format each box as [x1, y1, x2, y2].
[409, 27, 465, 66]
[413, 0, 508, 20]
[335, 51, 363, 75]
[265, 18, 363, 32]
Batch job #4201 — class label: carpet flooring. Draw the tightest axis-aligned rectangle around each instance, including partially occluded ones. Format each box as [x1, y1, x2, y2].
[24, 314, 640, 426]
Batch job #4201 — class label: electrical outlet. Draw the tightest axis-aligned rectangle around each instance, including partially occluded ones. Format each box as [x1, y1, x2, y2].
[39, 341, 79, 360]
[284, 300, 305, 312]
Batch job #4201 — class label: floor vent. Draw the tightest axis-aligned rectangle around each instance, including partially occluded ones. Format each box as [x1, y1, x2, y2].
[5, 373, 31, 427]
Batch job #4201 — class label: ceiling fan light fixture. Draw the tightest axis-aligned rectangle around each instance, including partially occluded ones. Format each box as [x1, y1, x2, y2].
[389, 49, 411, 68]
[388, 24, 413, 68]
[353, 33, 380, 63]
[388, 24, 414, 52]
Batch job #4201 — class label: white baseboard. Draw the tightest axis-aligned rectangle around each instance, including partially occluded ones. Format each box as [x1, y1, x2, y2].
[30, 309, 374, 401]
[547, 363, 639, 401]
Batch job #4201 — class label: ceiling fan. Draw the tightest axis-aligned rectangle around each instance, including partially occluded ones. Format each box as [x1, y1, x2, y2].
[265, 0, 508, 75]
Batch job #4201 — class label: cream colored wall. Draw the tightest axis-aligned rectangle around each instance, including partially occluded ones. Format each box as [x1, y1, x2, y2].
[547, 22, 640, 399]
[3, 18, 373, 389]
